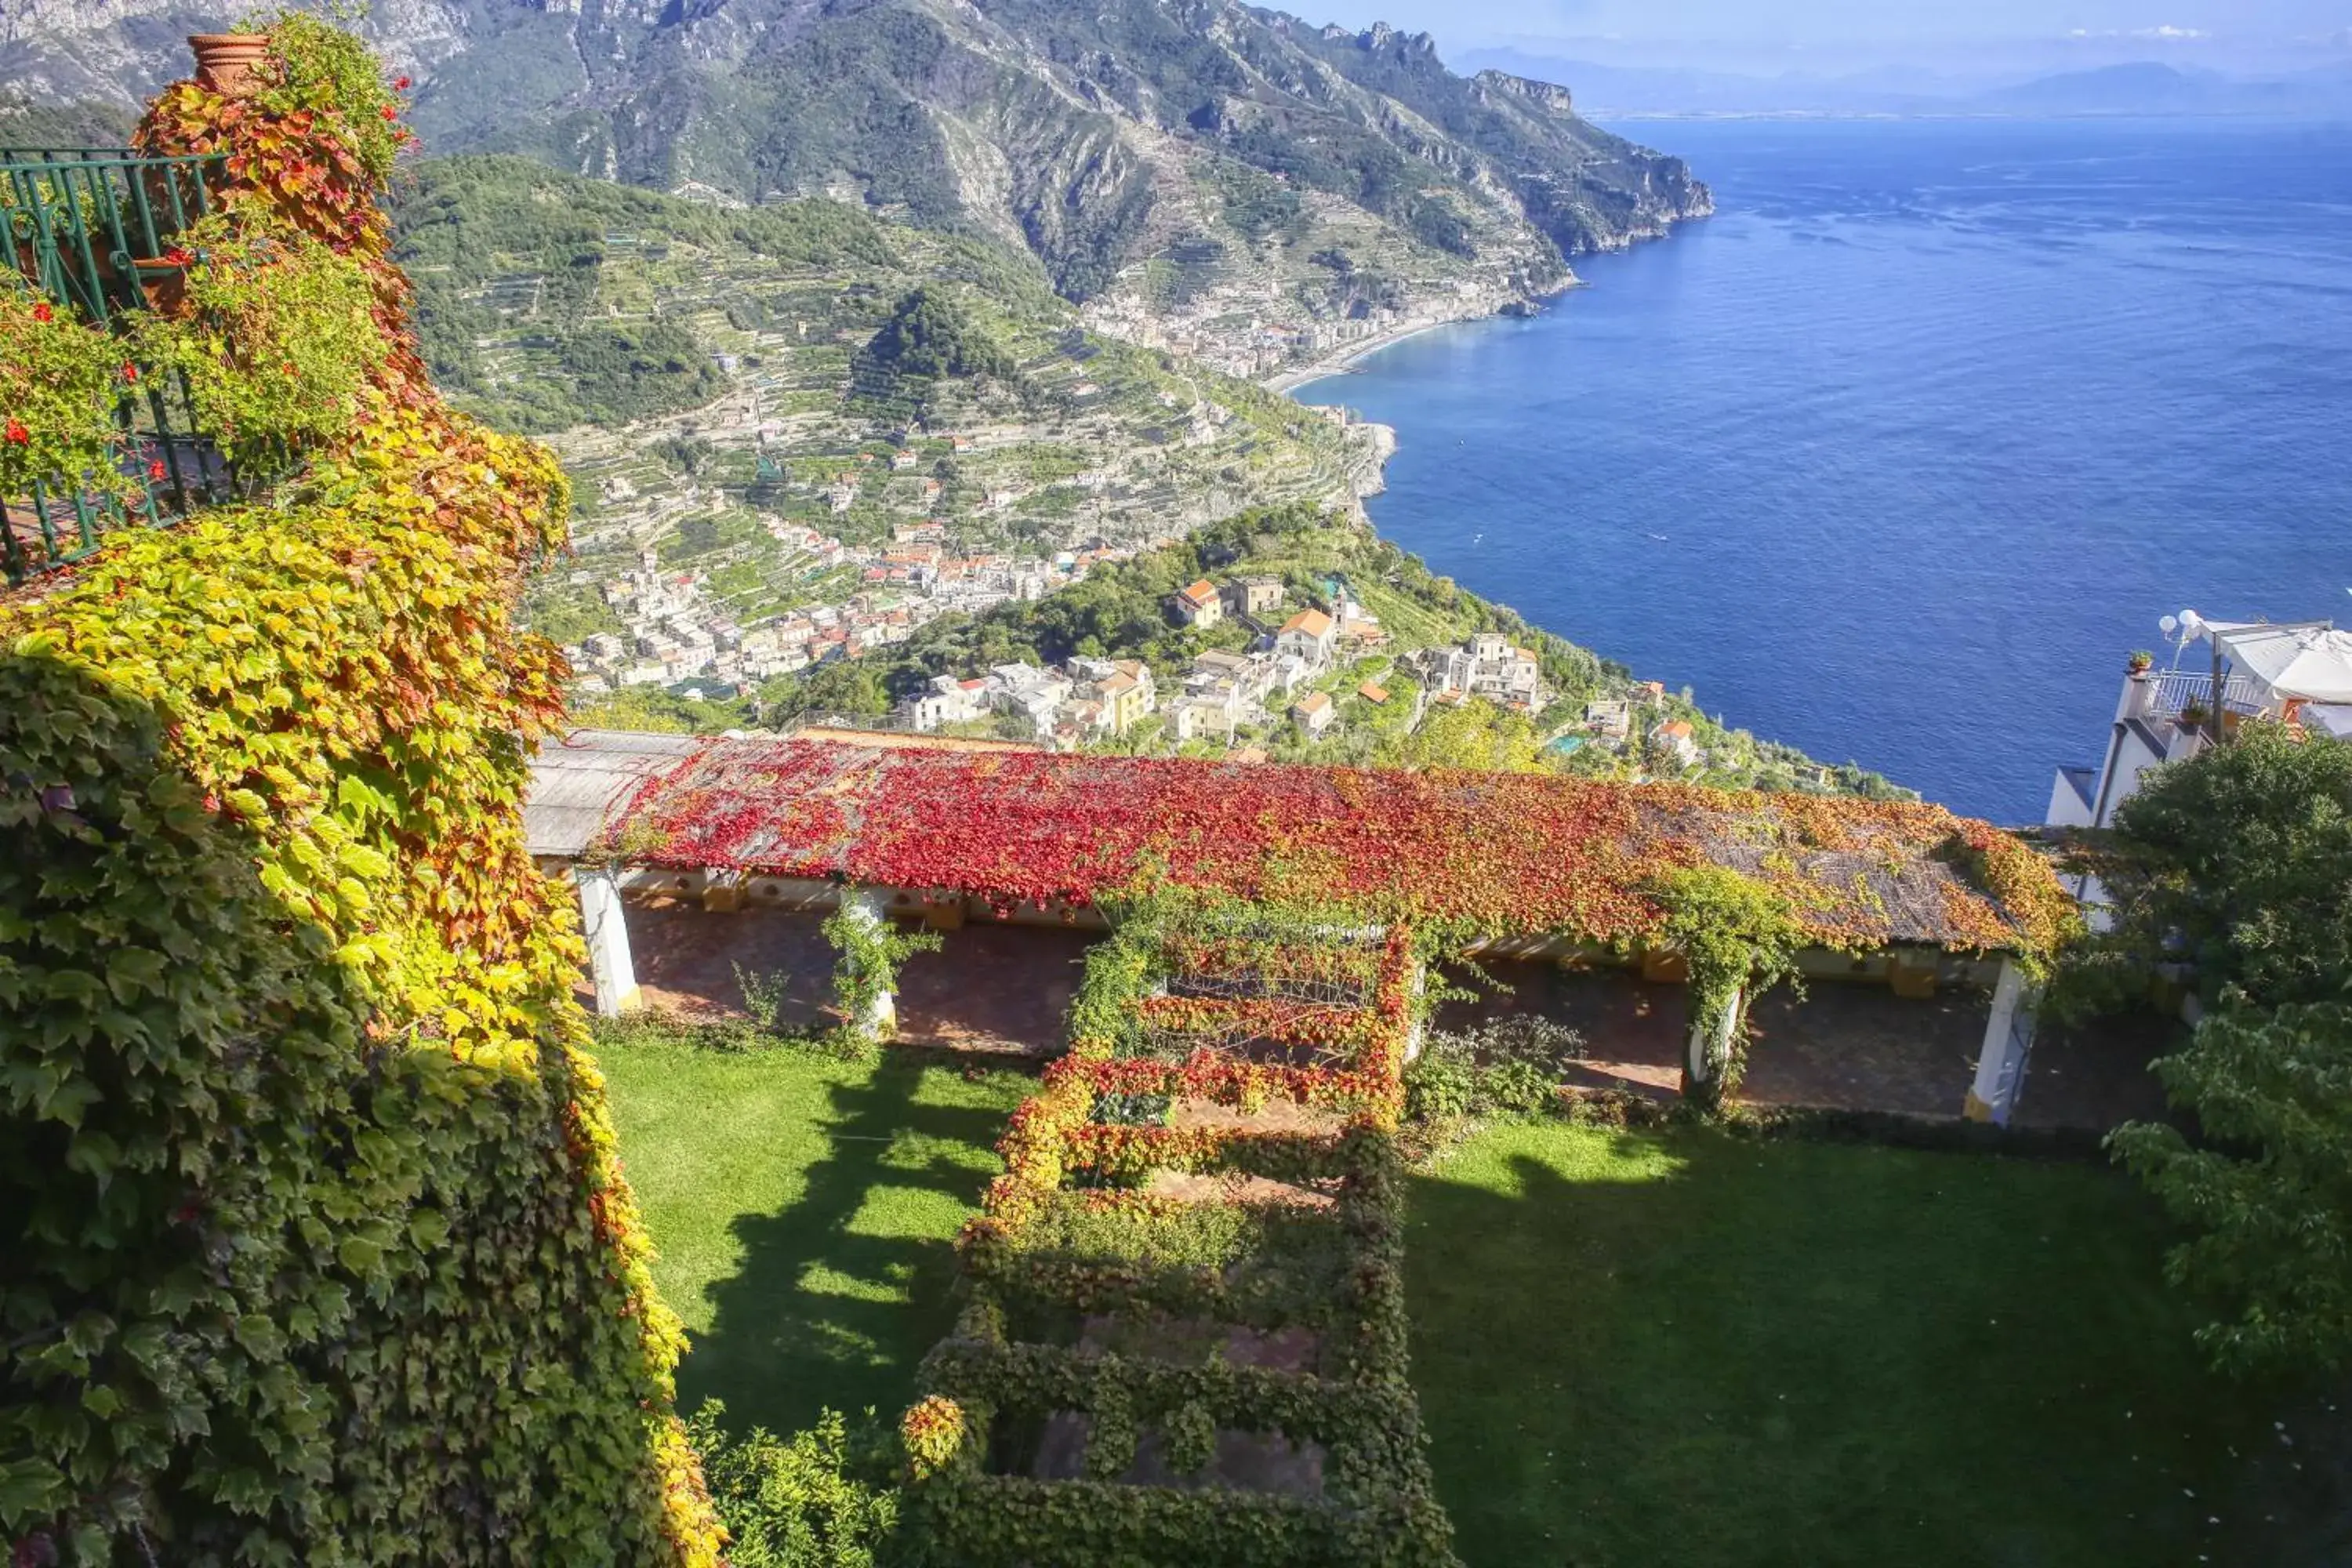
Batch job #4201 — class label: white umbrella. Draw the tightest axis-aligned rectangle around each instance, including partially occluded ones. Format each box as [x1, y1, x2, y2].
[2204, 620, 2352, 706]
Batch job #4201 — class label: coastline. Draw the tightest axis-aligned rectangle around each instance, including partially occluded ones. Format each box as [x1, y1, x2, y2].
[1260, 318, 1465, 397]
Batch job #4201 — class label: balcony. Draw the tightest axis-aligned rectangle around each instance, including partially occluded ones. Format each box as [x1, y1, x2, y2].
[2, 146, 238, 582]
[2138, 666, 2270, 722]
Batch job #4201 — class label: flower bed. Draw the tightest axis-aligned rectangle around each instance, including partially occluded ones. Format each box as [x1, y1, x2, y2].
[902, 897, 1457, 1566]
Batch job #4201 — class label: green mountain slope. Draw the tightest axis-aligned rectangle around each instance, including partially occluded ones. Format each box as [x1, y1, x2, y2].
[7, 1, 1707, 374]
[391, 156, 1386, 648]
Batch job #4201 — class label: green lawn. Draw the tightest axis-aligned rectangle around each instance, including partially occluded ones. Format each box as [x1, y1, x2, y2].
[594, 1032, 1031, 1436]
[597, 1036, 2311, 1562]
[1407, 1123, 2298, 1568]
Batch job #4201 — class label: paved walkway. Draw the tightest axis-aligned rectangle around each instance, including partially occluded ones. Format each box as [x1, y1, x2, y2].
[1434, 960, 2174, 1131]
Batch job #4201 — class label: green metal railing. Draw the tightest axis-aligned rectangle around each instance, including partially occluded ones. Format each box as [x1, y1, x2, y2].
[2, 147, 236, 583]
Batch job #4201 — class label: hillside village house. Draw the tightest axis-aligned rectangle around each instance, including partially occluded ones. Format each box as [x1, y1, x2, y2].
[904, 673, 993, 731]
[1277, 608, 1338, 664]
[898, 659, 1155, 742]
[1653, 719, 1700, 768]
[1292, 690, 1337, 739]
[1223, 574, 1287, 617]
[1070, 656, 1158, 733]
[1412, 632, 1549, 712]
[1171, 579, 1224, 626]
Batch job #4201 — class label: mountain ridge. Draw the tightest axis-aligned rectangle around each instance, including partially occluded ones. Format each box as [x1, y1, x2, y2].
[0, 0, 1708, 375]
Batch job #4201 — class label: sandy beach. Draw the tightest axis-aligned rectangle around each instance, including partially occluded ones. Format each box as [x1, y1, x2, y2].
[1260, 318, 1461, 395]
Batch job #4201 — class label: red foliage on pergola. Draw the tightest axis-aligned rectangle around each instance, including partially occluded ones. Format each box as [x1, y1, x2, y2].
[594, 736, 2065, 955]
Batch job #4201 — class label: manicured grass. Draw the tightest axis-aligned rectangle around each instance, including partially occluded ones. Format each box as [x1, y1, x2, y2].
[593, 1031, 1031, 1436]
[1406, 1123, 2294, 1568]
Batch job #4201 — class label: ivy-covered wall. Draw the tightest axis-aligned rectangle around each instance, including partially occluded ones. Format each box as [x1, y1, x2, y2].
[2, 21, 723, 1566]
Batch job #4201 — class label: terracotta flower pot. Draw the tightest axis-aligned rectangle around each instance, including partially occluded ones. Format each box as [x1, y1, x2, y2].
[188, 33, 272, 97]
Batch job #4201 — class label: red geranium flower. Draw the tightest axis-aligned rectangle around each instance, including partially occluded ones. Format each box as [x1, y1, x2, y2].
[380, 105, 398, 121]
[120, 363, 139, 384]
[148, 459, 168, 481]
[394, 74, 412, 90]
[163, 247, 194, 267]
[4, 420, 26, 445]
[31, 302, 52, 323]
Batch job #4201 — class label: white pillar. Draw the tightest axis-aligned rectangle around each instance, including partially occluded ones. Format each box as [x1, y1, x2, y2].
[1965, 959, 2038, 1124]
[577, 867, 641, 1018]
[840, 887, 897, 1038]
[1684, 982, 1743, 1098]
[1403, 957, 1427, 1064]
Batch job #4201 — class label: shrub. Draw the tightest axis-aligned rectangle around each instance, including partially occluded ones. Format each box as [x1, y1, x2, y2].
[0, 284, 136, 507]
[687, 1402, 902, 1568]
[1406, 1014, 1586, 1122]
[1403, 1051, 1475, 1122]
[131, 212, 389, 467]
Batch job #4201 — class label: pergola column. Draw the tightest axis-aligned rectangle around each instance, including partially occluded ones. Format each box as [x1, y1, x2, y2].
[1965, 958, 2039, 1125]
[1403, 956, 1428, 1064]
[576, 866, 641, 1018]
[1682, 981, 1744, 1104]
[838, 886, 898, 1038]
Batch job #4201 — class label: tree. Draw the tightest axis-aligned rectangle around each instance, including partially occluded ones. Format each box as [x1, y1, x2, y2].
[1371, 700, 1541, 773]
[863, 287, 1013, 381]
[2109, 1004, 2352, 1371]
[2067, 721, 2352, 1372]
[2057, 720, 2352, 1019]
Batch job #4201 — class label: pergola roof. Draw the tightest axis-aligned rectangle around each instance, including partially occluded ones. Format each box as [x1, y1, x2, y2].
[529, 730, 2070, 956]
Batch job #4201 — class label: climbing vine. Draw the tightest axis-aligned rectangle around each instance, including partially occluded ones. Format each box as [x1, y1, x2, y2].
[129, 211, 388, 467]
[0, 284, 137, 505]
[2, 20, 722, 1566]
[822, 889, 942, 1054]
[1652, 862, 1811, 1108]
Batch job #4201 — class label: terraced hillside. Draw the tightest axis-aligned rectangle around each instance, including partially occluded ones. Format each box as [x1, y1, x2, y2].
[392, 158, 1386, 684]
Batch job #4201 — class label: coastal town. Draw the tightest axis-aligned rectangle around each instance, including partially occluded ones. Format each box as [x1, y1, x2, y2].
[558, 518, 1167, 702]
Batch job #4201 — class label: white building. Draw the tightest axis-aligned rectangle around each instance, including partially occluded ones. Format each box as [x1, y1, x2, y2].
[1414, 633, 1549, 713]
[1972, 610, 2352, 1130]
[2047, 613, 2352, 836]
[1276, 608, 1337, 666]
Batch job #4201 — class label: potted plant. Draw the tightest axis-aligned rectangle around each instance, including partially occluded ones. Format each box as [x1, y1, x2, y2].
[2179, 699, 2212, 728]
[188, 33, 273, 97]
[129, 212, 388, 473]
[2126, 649, 2154, 674]
[0, 286, 140, 514]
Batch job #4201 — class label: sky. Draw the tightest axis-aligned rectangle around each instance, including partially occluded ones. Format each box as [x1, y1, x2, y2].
[1304, 0, 2352, 77]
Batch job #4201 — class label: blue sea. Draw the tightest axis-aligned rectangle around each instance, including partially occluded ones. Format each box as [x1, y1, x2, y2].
[1295, 118, 2352, 822]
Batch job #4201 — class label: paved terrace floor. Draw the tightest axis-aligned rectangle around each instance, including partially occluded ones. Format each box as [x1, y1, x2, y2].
[599, 909, 2172, 1130]
[1437, 961, 2176, 1131]
[619, 903, 1093, 1056]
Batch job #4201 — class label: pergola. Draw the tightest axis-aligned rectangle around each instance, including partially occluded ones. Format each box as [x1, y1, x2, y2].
[525, 729, 2071, 1119]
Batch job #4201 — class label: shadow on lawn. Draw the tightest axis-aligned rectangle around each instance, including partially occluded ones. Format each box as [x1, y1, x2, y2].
[1403, 1128, 2336, 1568]
[679, 1058, 1010, 1436]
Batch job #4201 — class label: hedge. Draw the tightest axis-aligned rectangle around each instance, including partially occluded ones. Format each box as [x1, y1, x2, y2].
[901, 893, 1457, 1566]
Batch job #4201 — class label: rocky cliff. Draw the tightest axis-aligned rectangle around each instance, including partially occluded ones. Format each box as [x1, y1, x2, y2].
[2, 0, 1710, 367]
